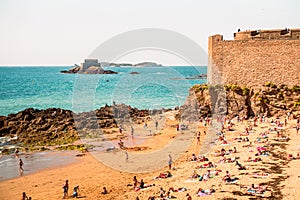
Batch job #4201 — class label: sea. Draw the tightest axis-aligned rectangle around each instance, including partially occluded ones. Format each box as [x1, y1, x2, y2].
[0, 66, 207, 116]
[0, 66, 207, 180]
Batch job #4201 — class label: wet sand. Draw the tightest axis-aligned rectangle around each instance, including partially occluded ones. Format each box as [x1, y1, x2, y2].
[0, 151, 78, 181]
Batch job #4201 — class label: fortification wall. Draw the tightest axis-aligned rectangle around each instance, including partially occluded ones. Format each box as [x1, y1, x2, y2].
[208, 33, 300, 88]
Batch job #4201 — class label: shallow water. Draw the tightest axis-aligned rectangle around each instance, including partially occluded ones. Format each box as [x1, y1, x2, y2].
[0, 151, 77, 181]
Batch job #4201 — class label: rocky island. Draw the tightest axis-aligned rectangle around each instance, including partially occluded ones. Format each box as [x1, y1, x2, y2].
[61, 59, 118, 74]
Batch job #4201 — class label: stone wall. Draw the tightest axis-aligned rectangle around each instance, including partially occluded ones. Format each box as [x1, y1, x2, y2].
[208, 32, 300, 88]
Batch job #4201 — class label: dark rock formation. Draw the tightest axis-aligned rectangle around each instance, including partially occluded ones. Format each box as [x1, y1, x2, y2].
[61, 65, 117, 74]
[129, 72, 140, 75]
[177, 84, 300, 120]
[0, 105, 169, 147]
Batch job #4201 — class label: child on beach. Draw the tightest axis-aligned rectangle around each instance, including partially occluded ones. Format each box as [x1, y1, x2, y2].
[62, 180, 69, 199]
[72, 185, 79, 198]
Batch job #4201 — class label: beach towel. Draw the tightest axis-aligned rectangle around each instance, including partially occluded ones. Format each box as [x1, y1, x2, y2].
[221, 143, 231, 146]
[184, 179, 198, 183]
[197, 192, 209, 196]
[252, 173, 270, 178]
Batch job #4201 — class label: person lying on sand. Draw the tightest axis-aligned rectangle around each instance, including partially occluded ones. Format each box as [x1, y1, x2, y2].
[219, 156, 236, 163]
[195, 161, 215, 169]
[155, 171, 172, 179]
[242, 142, 253, 148]
[168, 187, 187, 192]
[245, 157, 262, 162]
[240, 183, 269, 195]
[196, 186, 216, 195]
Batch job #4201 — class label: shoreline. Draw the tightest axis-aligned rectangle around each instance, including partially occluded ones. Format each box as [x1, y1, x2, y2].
[0, 150, 80, 182]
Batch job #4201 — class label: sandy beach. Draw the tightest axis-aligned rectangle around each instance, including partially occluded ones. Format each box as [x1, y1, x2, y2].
[0, 111, 300, 200]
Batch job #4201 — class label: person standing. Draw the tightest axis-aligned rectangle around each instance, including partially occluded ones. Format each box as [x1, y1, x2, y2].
[131, 126, 134, 138]
[63, 180, 69, 199]
[168, 154, 173, 170]
[19, 158, 24, 176]
[196, 132, 201, 145]
[125, 150, 129, 162]
[144, 122, 148, 130]
[155, 120, 158, 130]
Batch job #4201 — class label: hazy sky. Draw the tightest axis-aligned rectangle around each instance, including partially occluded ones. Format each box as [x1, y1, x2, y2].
[0, 0, 299, 66]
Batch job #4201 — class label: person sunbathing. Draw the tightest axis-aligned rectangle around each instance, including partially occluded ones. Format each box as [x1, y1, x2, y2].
[242, 142, 253, 148]
[225, 157, 236, 163]
[197, 186, 216, 195]
[245, 157, 262, 162]
[197, 155, 209, 162]
[155, 171, 172, 179]
[168, 187, 187, 192]
[196, 161, 215, 169]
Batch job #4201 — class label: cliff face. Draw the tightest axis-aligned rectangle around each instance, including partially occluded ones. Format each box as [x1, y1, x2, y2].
[179, 84, 300, 120]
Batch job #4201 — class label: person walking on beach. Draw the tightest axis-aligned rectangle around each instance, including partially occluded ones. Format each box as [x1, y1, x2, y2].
[131, 126, 134, 138]
[168, 154, 173, 170]
[155, 120, 158, 130]
[296, 124, 300, 135]
[125, 150, 129, 162]
[62, 180, 69, 199]
[144, 122, 148, 130]
[19, 158, 24, 176]
[196, 132, 201, 145]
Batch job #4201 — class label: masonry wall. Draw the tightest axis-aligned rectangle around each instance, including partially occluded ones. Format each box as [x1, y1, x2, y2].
[208, 36, 300, 88]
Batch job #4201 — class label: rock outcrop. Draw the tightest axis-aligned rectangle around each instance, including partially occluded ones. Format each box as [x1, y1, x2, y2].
[61, 65, 117, 74]
[178, 84, 300, 120]
[0, 105, 166, 147]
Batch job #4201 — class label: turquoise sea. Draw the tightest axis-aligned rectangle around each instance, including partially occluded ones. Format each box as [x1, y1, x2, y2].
[0, 66, 207, 116]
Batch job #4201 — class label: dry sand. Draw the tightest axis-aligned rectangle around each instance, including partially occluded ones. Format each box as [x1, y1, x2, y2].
[0, 112, 299, 200]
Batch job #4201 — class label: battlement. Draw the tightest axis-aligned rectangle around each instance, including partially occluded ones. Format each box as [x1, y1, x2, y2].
[234, 28, 300, 40]
[208, 28, 300, 88]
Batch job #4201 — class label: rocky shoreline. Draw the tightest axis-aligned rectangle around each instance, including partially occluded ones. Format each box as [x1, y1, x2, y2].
[0, 104, 170, 152]
[1, 83, 299, 153]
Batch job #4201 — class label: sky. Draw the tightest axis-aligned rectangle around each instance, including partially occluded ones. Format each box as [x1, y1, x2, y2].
[0, 0, 299, 66]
